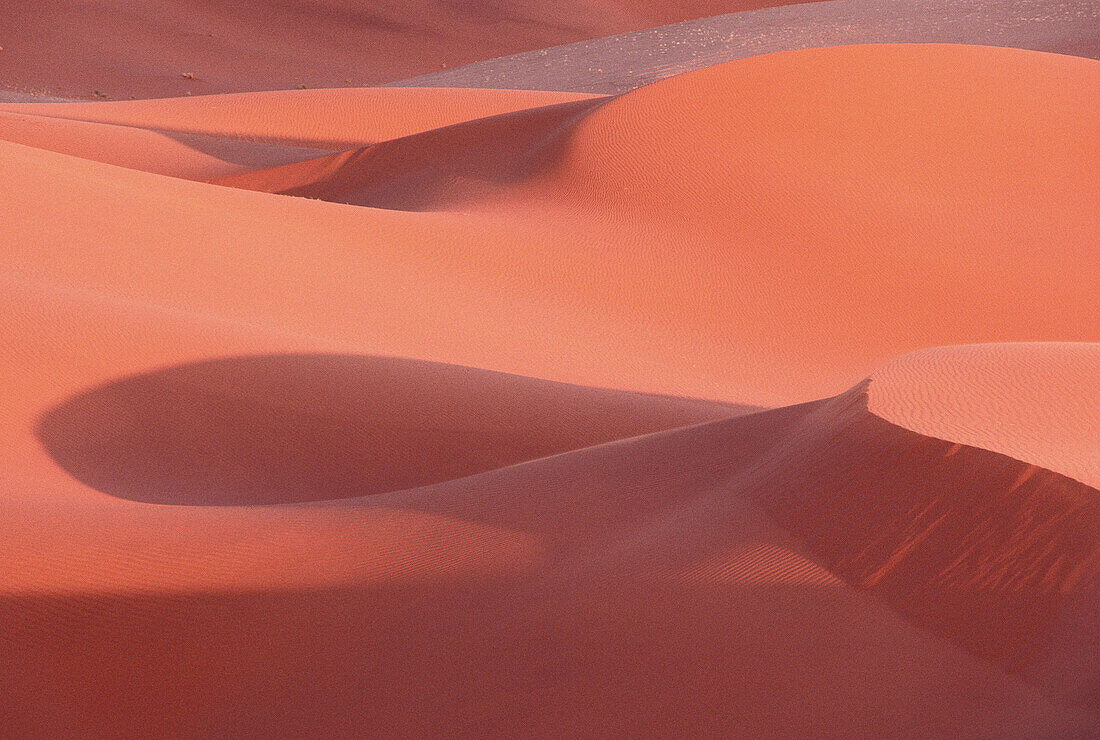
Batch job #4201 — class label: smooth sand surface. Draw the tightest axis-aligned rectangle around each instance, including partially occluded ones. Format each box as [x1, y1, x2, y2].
[0, 88, 603, 179]
[0, 38, 1097, 736]
[869, 344, 1100, 490]
[0, 0, 814, 99]
[0, 87, 605, 148]
[213, 44, 1099, 405]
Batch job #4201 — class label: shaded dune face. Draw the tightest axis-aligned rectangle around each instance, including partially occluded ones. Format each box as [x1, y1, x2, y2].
[0, 88, 603, 152]
[727, 383, 1099, 705]
[0, 109, 330, 180]
[36, 354, 747, 505]
[0, 88, 605, 183]
[21, 348, 1100, 727]
[209, 97, 609, 210]
[1, 31, 1097, 735]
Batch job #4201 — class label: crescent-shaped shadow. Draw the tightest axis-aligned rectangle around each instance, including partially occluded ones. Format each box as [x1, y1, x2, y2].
[36, 353, 749, 506]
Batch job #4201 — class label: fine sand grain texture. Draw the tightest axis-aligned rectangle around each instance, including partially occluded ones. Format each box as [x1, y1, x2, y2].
[0, 22, 1097, 740]
[211, 44, 1100, 404]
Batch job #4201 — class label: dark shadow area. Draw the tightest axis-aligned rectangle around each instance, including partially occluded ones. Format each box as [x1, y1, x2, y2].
[31, 353, 1098, 708]
[35, 353, 749, 506]
[209, 96, 609, 211]
[24, 354, 1100, 718]
[160, 128, 334, 168]
[5, 575, 1090, 737]
[732, 386, 1100, 704]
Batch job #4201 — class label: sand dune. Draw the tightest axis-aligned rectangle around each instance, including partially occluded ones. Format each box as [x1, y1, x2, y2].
[0, 87, 603, 149]
[0, 108, 327, 179]
[216, 45, 1100, 402]
[869, 343, 1100, 490]
[0, 0, 812, 99]
[0, 24, 1097, 739]
[1, 344, 1096, 735]
[0, 87, 602, 181]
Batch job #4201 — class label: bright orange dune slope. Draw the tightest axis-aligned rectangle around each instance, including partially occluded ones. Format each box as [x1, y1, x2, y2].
[0, 87, 604, 179]
[7, 44, 1093, 405]
[0, 41, 1097, 735]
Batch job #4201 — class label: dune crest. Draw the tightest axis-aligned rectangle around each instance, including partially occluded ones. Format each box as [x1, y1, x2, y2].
[3, 346, 1096, 733]
[726, 368, 1099, 704]
[869, 344, 1100, 489]
[0, 87, 604, 149]
[0, 17, 1097, 733]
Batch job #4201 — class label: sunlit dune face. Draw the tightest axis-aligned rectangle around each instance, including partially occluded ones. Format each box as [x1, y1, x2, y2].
[1, 22, 1099, 738]
[867, 344, 1100, 489]
[180, 45, 1100, 405]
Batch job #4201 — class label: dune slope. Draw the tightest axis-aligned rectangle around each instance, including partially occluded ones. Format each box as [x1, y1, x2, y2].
[211, 44, 1099, 403]
[2, 346, 1097, 735]
[0, 37, 1096, 737]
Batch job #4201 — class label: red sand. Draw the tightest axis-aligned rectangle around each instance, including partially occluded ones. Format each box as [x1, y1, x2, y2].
[0, 41, 1097, 735]
[6, 44, 1093, 405]
[0, 0, 815, 99]
[869, 343, 1100, 490]
[0, 87, 602, 179]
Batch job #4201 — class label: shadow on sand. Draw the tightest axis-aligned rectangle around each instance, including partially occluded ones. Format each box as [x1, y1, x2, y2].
[35, 353, 746, 506]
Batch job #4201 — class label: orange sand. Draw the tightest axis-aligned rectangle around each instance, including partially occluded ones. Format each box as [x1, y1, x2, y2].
[0, 41, 1096, 736]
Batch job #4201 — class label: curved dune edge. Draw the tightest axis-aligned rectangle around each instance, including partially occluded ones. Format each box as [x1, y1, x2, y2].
[0, 87, 605, 150]
[34, 353, 749, 506]
[0, 109, 329, 180]
[726, 377, 1098, 706]
[206, 96, 609, 207]
[3, 346, 1097, 734]
[0, 88, 605, 183]
[867, 344, 1100, 490]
